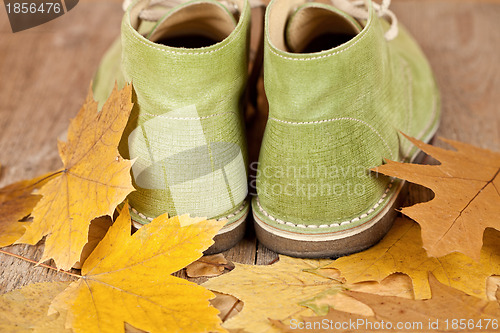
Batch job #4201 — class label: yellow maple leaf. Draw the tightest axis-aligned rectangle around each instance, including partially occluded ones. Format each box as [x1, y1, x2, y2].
[0, 281, 72, 333]
[204, 257, 422, 333]
[203, 256, 338, 333]
[49, 203, 226, 333]
[326, 217, 500, 299]
[17, 84, 135, 270]
[373, 135, 500, 260]
[0, 172, 57, 248]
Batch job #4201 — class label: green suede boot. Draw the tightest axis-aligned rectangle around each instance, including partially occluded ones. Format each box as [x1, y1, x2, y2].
[93, 0, 252, 253]
[252, 0, 441, 257]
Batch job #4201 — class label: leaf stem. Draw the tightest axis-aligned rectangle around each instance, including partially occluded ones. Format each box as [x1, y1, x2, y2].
[0, 249, 81, 279]
[0, 169, 64, 193]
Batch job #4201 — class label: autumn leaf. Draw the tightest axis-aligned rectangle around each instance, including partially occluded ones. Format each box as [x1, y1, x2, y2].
[211, 292, 244, 323]
[186, 253, 235, 278]
[486, 276, 500, 302]
[73, 215, 113, 269]
[204, 256, 345, 333]
[326, 217, 500, 299]
[373, 135, 500, 259]
[49, 202, 226, 333]
[0, 172, 57, 248]
[271, 274, 500, 333]
[17, 84, 135, 270]
[204, 256, 427, 332]
[0, 281, 72, 333]
[300, 273, 414, 317]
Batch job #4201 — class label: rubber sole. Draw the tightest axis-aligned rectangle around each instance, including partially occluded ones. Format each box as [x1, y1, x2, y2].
[254, 180, 404, 258]
[252, 134, 436, 258]
[204, 212, 248, 254]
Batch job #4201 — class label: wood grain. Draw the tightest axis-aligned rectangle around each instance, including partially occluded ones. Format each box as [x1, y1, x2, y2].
[0, 0, 499, 294]
[0, 1, 124, 293]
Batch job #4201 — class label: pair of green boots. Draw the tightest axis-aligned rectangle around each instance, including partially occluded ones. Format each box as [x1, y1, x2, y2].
[93, 0, 440, 257]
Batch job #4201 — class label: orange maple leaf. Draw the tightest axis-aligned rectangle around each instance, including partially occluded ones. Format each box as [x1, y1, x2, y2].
[373, 135, 500, 260]
[17, 84, 135, 270]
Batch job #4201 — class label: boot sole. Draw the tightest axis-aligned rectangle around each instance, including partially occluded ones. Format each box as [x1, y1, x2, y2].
[205, 202, 250, 254]
[253, 180, 404, 258]
[252, 124, 438, 258]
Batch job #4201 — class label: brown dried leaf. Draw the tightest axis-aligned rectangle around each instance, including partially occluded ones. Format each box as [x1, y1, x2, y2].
[272, 274, 500, 332]
[73, 215, 113, 269]
[486, 276, 500, 302]
[124, 323, 147, 333]
[300, 273, 414, 317]
[373, 135, 500, 259]
[211, 291, 244, 323]
[186, 253, 234, 278]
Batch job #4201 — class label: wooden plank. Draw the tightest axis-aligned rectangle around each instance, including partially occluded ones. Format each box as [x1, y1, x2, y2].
[0, 0, 498, 294]
[392, 0, 500, 150]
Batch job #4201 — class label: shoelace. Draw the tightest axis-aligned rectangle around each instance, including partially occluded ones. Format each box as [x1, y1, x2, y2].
[122, 0, 397, 39]
[330, 0, 398, 40]
[122, 0, 266, 21]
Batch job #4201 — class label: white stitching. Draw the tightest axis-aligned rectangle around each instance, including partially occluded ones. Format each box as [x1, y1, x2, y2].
[256, 178, 395, 229]
[137, 211, 153, 222]
[139, 111, 235, 120]
[256, 90, 440, 229]
[126, 15, 234, 56]
[129, 200, 247, 223]
[270, 116, 396, 160]
[217, 202, 247, 221]
[267, 22, 370, 61]
[128, 27, 232, 55]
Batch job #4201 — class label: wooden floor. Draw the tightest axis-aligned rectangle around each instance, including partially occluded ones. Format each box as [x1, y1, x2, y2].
[0, 0, 499, 293]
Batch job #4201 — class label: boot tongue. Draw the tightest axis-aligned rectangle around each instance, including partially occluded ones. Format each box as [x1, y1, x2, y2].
[285, 2, 362, 53]
[147, 0, 237, 48]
